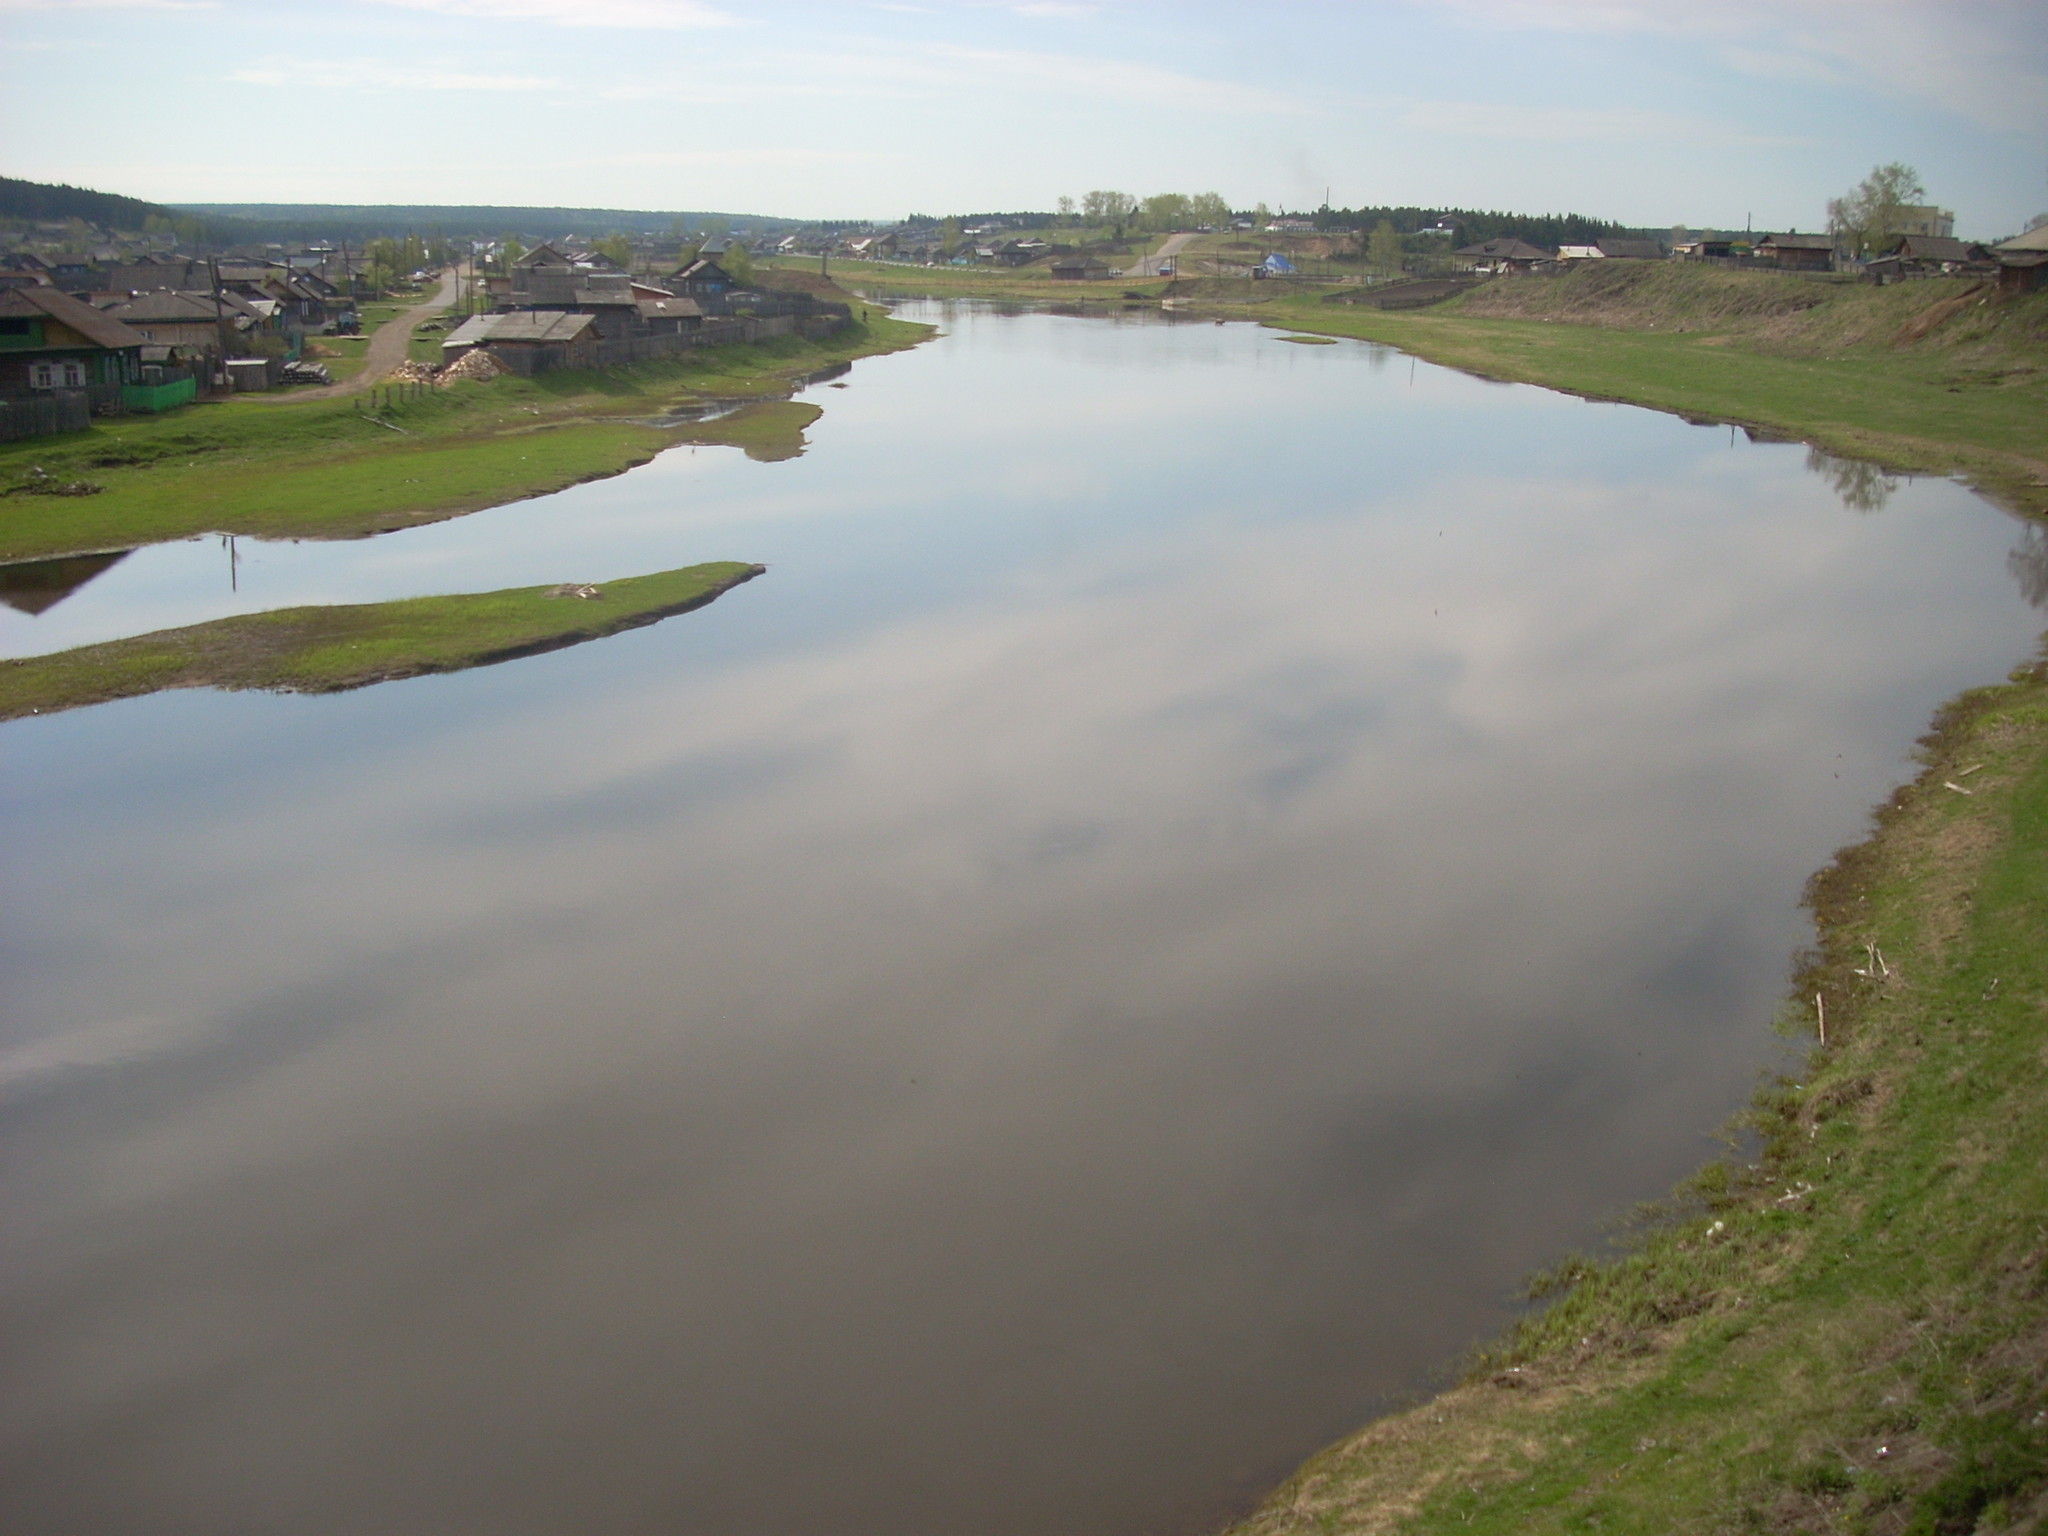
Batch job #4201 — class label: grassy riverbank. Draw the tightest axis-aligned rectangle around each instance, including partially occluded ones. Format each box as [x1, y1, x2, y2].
[795, 255, 1173, 304]
[1216, 259, 2048, 1535]
[0, 561, 762, 720]
[1262, 264, 2048, 520]
[0, 312, 930, 563]
[1229, 651, 2048, 1534]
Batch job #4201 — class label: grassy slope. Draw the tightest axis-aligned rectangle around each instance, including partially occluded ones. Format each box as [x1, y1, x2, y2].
[1218, 262, 2048, 1536]
[0, 561, 762, 719]
[1259, 264, 2048, 519]
[808, 256, 1173, 303]
[1229, 659, 2048, 1535]
[0, 313, 931, 562]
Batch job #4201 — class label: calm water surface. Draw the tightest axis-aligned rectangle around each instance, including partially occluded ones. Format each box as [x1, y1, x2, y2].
[2, 305, 2043, 1535]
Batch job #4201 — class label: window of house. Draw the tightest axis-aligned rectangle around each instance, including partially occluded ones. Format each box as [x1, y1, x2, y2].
[0, 317, 31, 337]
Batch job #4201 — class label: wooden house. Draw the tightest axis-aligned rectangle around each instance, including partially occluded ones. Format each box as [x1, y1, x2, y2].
[1049, 254, 1113, 281]
[104, 290, 264, 352]
[635, 294, 705, 335]
[1754, 232, 1835, 271]
[0, 285, 148, 401]
[1890, 235, 1989, 270]
[668, 258, 739, 299]
[441, 310, 597, 370]
[1450, 238, 1551, 274]
[1993, 226, 2048, 295]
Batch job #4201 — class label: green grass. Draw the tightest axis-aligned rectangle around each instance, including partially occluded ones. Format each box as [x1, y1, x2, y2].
[307, 334, 371, 381]
[0, 314, 931, 561]
[1257, 266, 2048, 519]
[1206, 259, 2048, 1535]
[0, 561, 763, 719]
[1228, 659, 2048, 1535]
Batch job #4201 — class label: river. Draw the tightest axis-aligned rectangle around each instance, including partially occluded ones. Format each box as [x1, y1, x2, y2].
[1, 303, 2042, 1535]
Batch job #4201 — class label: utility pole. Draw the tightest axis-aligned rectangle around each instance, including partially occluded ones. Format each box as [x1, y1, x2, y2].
[208, 254, 233, 390]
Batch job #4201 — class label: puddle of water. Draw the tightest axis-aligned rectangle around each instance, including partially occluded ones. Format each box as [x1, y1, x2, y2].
[0, 303, 2041, 1536]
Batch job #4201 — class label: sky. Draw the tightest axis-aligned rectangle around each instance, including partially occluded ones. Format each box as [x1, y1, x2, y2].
[3, 0, 2044, 236]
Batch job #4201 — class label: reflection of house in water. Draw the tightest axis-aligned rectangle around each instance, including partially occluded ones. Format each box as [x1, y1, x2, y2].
[0, 550, 132, 615]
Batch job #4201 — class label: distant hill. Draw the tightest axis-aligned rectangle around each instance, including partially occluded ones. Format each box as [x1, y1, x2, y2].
[1, 174, 263, 243]
[2, 175, 182, 231]
[176, 204, 798, 241]
[1, 177, 802, 246]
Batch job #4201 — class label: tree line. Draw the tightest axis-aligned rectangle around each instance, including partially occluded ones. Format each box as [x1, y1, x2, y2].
[1316, 205, 1626, 247]
[913, 194, 1630, 246]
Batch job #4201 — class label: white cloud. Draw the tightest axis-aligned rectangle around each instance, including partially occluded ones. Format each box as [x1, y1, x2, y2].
[1419, 0, 2048, 131]
[231, 59, 559, 90]
[0, 0, 213, 9]
[365, 0, 735, 26]
[885, 42, 1313, 115]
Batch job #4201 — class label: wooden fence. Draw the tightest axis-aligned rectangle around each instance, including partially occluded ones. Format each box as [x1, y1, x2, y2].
[485, 309, 851, 378]
[0, 389, 92, 443]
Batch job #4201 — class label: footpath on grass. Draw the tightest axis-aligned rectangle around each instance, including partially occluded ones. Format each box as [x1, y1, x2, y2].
[0, 300, 932, 564]
[0, 562, 762, 720]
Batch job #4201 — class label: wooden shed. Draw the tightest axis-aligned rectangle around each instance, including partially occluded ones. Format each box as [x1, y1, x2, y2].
[1754, 233, 1835, 271]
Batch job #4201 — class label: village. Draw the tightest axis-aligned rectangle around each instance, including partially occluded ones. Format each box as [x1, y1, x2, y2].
[4, 186, 2044, 444]
[0, 227, 858, 442]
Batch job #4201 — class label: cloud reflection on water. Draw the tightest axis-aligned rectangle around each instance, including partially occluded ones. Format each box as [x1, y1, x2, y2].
[0, 309, 2041, 1536]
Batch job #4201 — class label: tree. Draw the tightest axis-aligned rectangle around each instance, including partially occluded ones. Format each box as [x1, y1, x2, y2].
[1807, 447, 1898, 513]
[721, 243, 754, 286]
[1082, 190, 1137, 227]
[941, 216, 962, 257]
[1056, 195, 1075, 223]
[1140, 192, 1191, 232]
[1367, 218, 1403, 276]
[1252, 202, 1271, 231]
[1187, 191, 1230, 230]
[594, 232, 635, 268]
[1827, 162, 1925, 259]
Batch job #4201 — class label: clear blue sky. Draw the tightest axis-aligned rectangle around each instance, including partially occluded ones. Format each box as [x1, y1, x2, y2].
[4, 0, 2043, 237]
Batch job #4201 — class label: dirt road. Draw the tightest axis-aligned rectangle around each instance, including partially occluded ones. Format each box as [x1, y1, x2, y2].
[1121, 232, 1199, 278]
[282, 271, 460, 401]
